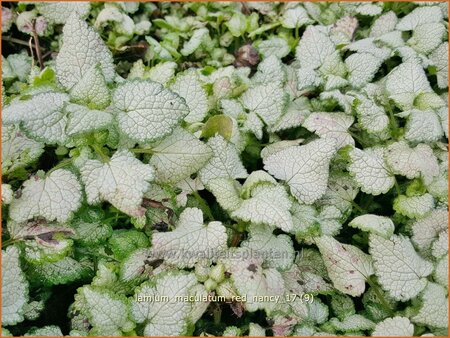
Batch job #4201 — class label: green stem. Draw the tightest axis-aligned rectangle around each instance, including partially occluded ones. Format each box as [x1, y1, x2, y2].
[47, 158, 73, 175]
[31, 21, 44, 70]
[294, 24, 300, 40]
[367, 276, 394, 316]
[2, 238, 19, 248]
[248, 22, 281, 39]
[92, 144, 109, 163]
[2, 36, 43, 50]
[348, 130, 367, 147]
[130, 148, 154, 155]
[102, 215, 128, 224]
[350, 200, 364, 214]
[230, 231, 243, 247]
[78, 249, 119, 262]
[192, 191, 214, 221]
[212, 304, 222, 325]
[387, 107, 397, 128]
[394, 179, 402, 196]
[221, 223, 236, 231]
[386, 106, 399, 139]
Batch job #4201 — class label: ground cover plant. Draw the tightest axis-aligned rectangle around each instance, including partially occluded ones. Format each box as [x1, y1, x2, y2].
[1, 1, 449, 336]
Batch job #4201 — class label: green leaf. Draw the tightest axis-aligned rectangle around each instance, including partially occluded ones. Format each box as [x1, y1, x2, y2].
[411, 209, 447, 251]
[430, 42, 448, 89]
[222, 248, 284, 313]
[80, 150, 155, 217]
[72, 219, 113, 246]
[315, 236, 374, 297]
[369, 234, 433, 301]
[257, 37, 290, 59]
[329, 314, 375, 332]
[296, 26, 335, 70]
[9, 169, 82, 223]
[150, 127, 212, 184]
[385, 62, 434, 110]
[181, 28, 209, 56]
[2, 246, 29, 326]
[28, 257, 93, 286]
[199, 135, 248, 185]
[130, 271, 206, 336]
[281, 6, 313, 29]
[348, 214, 395, 238]
[393, 194, 434, 219]
[201, 115, 234, 141]
[78, 287, 135, 335]
[232, 184, 293, 232]
[112, 80, 189, 142]
[2, 125, 44, 175]
[171, 72, 209, 123]
[372, 317, 414, 336]
[3, 92, 71, 144]
[32, 67, 56, 87]
[348, 147, 395, 196]
[241, 83, 288, 126]
[226, 12, 247, 37]
[151, 208, 227, 268]
[36, 2, 90, 24]
[385, 141, 439, 185]
[56, 13, 115, 90]
[25, 325, 63, 336]
[2, 53, 32, 82]
[108, 230, 150, 260]
[412, 282, 448, 329]
[241, 224, 295, 270]
[396, 5, 443, 31]
[303, 112, 354, 149]
[264, 139, 336, 204]
[70, 64, 111, 110]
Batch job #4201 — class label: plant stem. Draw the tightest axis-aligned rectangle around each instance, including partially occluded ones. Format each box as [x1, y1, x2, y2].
[230, 231, 242, 247]
[2, 238, 19, 249]
[350, 200, 364, 214]
[212, 304, 222, 325]
[394, 179, 401, 196]
[32, 21, 44, 70]
[28, 37, 35, 69]
[47, 158, 73, 175]
[2, 36, 43, 50]
[241, 2, 250, 15]
[192, 191, 214, 221]
[79, 249, 119, 262]
[102, 215, 128, 224]
[367, 276, 394, 316]
[42, 51, 52, 60]
[130, 148, 153, 155]
[92, 144, 110, 162]
[387, 107, 397, 128]
[294, 24, 300, 40]
[386, 105, 399, 140]
[348, 130, 367, 147]
[248, 22, 281, 39]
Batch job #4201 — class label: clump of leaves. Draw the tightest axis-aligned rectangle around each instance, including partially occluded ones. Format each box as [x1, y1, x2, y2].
[1, 1, 448, 337]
